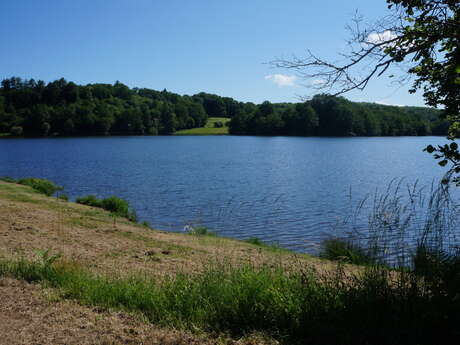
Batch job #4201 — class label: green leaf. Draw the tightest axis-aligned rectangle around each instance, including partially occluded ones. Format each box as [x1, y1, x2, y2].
[425, 145, 435, 153]
[438, 160, 448, 167]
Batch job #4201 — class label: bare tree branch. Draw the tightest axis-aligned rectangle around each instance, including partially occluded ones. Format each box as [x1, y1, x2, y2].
[269, 3, 455, 98]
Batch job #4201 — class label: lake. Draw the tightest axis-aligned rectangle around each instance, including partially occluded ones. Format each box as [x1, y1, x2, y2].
[0, 136, 453, 252]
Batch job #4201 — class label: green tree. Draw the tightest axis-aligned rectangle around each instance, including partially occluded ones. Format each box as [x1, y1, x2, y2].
[63, 118, 75, 135]
[188, 102, 208, 127]
[23, 104, 51, 136]
[295, 102, 319, 135]
[61, 82, 79, 103]
[91, 84, 112, 100]
[229, 110, 250, 134]
[113, 81, 132, 100]
[199, 93, 227, 117]
[174, 101, 189, 129]
[363, 110, 381, 136]
[159, 103, 177, 134]
[43, 78, 67, 105]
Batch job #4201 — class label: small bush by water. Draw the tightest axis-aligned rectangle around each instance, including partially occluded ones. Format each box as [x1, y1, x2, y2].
[75, 194, 101, 207]
[1, 176, 63, 196]
[0, 176, 16, 183]
[244, 237, 288, 253]
[76, 194, 137, 222]
[18, 177, 64, 196]
[245, 237, 265, 246]
[319, 238, 376, 265]
[1, 176, 140, 223]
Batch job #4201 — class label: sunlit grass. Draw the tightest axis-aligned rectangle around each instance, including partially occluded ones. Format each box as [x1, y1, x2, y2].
[203, 117, 230, 128]
[3, 253, 460, 345]
[175, 117, 230, 135]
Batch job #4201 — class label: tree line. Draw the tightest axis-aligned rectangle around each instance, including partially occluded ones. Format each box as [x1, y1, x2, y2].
[0, 77, 448, 137]
[0, 77, 246, 136]
[229, 94, 448, 137]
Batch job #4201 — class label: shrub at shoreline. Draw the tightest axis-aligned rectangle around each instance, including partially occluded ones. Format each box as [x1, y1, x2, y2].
[76, 194, 138, 222]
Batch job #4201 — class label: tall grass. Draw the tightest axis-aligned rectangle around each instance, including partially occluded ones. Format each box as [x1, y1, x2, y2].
[319, 238, 376, 265]
[313, 177, 460, 342]
[2, 253, 460, 345]
[322, 176, 460, 268]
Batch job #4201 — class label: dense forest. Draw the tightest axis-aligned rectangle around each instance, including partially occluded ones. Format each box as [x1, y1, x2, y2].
[0, 77, 448, 137]
[229, 95, 448, 136]
[0, 77, 243, 136]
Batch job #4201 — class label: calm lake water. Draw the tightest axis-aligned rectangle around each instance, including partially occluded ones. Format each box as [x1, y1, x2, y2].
[0, 136, 453, 252]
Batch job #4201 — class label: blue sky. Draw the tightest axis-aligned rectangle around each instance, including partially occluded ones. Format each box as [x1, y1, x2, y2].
[0, 0, 426, 106]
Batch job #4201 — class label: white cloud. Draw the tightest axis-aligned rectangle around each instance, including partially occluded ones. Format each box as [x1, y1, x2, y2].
[367, 30, 397, 46]
[264, 74, 297, 87]
[375, 100, 405, 107]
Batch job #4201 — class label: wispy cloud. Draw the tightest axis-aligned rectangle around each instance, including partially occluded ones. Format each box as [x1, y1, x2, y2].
[264, 74, 297, 87]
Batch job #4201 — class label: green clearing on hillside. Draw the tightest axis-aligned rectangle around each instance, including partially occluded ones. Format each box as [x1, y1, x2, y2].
[175, 117, 230, 135]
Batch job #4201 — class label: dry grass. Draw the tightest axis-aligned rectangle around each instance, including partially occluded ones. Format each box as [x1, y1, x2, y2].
[0, 181, 327, 277]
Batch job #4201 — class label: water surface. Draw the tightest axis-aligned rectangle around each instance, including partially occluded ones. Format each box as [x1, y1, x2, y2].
[0, 136, 451, 252]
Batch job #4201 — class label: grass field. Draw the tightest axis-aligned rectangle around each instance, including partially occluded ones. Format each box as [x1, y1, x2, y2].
[175, 117, 230, 135]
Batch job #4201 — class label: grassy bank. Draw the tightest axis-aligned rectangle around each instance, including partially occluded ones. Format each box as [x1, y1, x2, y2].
[175, 117, 230, 135]
[0, 179, 317, 344]
[2, 178, 460, 344]
[2, 252, 460, 345]
[0, 180, 318, 277]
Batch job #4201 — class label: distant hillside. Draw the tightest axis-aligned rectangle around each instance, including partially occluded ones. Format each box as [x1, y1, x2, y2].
[0, 77, 448, 137]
